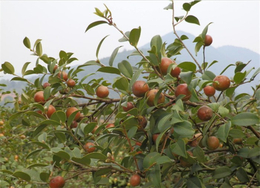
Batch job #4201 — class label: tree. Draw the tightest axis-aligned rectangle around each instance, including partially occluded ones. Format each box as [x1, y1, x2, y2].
[1, 0, 260, 187]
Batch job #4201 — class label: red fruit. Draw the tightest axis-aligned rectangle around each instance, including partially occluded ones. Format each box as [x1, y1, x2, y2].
[122, 102, 134, 112]
[204, 35, 213, 46]
[138, 116, 147, 129]
[146, 89, 165, 106]
[213, 75, 230, 91]
[203, 85, 216, 97]
[180, 151, 193, 167]
[57, 71, 68, 81]
[84, 142, 96, 153]
[96, 85, 109, 98]
[70, 121, 78, 128]
[46, 105, 56, 118]
[43, 82, 51, 88]
[159, 57, 181, 77]
[175, 84, 191, 101]
[91, 126, 99, 134]
[106, 123, 115, 128]
[152, 134, 159, 143]
[53, 65, 58, 72]
[130, 174, 141, 187]
[49, 176, 65, 188]
[67, 79, 76, 88]
[207, 136, 220, 150]
[233, 138, 243, 145]
[34, 91, 45, 103]
[66, 107, 81, 121]
[197, 106, 213, 121]
[132, 80, 149, 97]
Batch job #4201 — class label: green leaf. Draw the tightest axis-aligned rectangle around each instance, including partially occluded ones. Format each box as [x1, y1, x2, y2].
[220, 64, 235, 75]
[213, 167, 232, 179]
[13, 171, 31, 181]
[183, 3, 191, 11]
[174, 121, 194, 137]
[180, 71, 193, 84]
[231, 112, 260, 126]
[234, 71, 246, 84]
[72, 156, 90, 166]
[97, 67, 120, 75]
[40, 172, 50, 182]
[193, 146, 206, 162]
[178, 62, 196, 72]
[156, 156, 172, 165]
[129, 26, 141, 46]
[185, 15, 200, 25]
[143, 152, 161, 169]
[96, 35, 109, 59]
[23, 37, 31, 49]
[202, 70, 216, 80]
[113, 77, 129, 93]
[129, 69, 143, 91]
[236, 168, 249, 183]
[201, 22, 213, 39]
[83, 122, 97, 135]
[147, 164, 161, 187]
[86, 152, 106, 161]
[194, 41, 204, 56]
[50, 110, 66, 124]
[36, 42, 42, 56]
[218, 106, 229, 117]
[187, 176, 205, 188]
[171, 139, 187, 158]
[54, 151, 71, 160]
[11, 77, 28, 82]
[109, 46, 122, 66]
[118, 60, 133, 78]
[127, 126, 138, 139]
[85, 20, 108, 32]
[216, 121, 231, 142]
[21, 62, 31, 76]
[2, 62, 15, 74]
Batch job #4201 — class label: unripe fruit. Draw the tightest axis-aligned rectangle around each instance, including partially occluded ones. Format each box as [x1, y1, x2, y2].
[49, 176, 65, 188]
[197, 106, 213, 121]
[57, 71, 68, 81]
[204, 35, 213, 46]
[96, 85, 109, 98]
[132, 80, 149, 97]
[159, 57, 181, 77]
[175, 84, 191, 101]
[203, 85, 216, 97]
[122, 102, 134, 112]
[84, 142, 96, 153]
[0, 120, 4, 126]
[130, 174, 141, 187]
[146, 89, 165, 106]
[34, 91, 45, 103]
[213, 75, 230, 91]
[43, 82, 51, 88]
[207, 136, 220, 150]
[137, 116, 147, 129]
[66, 107, 81, 121]
[46, 105, 56, 118]
[67, 79, 76, 88]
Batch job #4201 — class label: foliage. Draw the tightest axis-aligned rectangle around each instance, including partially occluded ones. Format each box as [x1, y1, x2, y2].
[1, 0, 260, 187]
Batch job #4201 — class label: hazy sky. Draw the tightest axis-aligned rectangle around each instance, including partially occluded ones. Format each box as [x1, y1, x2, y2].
[0, 1, 259, 77]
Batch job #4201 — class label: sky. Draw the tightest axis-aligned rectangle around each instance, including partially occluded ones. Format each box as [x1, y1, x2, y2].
[0, 0, 259, 78]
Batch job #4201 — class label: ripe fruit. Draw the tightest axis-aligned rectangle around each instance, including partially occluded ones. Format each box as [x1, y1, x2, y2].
[197, 106, 213, 121]
[0, 120, 4, 126]
[207, 136, 220, 150]
[188, 133, 202, 147]
[129, 174, 141, 187]
[66, 107, 81, 121]
[213, 75, 230, 91]
[204, 35, 213, 46]
[53, 65, 58, 73]
[159, 57, 181, 77]
[132, 80, 149, 97]
[180, 151, 193, 167]
[49, 176, 65, 188]
[91, 126, 99, 134]
[57, 71, 68, 81]
[146, 89, 165, 106]
[106, 123, 115, 128]
[96, 85, 109, 98]
[67, 79, 76, 88]
[152, 134, 160, 143]
[46, 105, 56, 118]
[233, 138, 243, 145]
[43, 82, 51, 88]
[175, 84, 191, 101]
[70, 121, 78, 128]
[34, 91, 45, 103]
[0, 133, 4, 137]
[122, 102, 134, 112]
[84, 142, 96, 153]
[203, 85, 216, 97]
